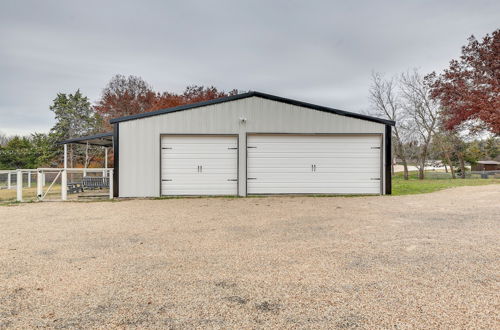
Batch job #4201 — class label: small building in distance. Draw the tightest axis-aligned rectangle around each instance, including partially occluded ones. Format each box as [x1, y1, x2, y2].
[471, 160, 500, 171]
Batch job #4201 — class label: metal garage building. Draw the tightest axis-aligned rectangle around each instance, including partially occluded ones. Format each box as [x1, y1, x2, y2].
[110, 91, 395, 197]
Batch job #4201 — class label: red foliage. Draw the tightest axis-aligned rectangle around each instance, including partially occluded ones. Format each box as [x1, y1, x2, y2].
[150, 86, 238, 111]
[95, 75, 238, 129]
[427, 29, 500, 134]
[94, 75, 157, 129]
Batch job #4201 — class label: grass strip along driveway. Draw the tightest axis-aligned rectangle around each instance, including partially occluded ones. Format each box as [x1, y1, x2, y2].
[392, 171, 499, 195]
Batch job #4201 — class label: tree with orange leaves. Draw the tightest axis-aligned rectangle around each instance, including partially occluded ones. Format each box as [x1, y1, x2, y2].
[95, 75, 238, 129]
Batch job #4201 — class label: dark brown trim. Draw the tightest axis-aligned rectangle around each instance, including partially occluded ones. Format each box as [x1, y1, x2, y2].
[113, 123, 119, 197]
[385, 125, 392, 195]
[159, 134, 239, 197]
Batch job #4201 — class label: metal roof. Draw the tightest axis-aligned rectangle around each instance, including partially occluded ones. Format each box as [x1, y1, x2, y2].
[58, 132, 113, 147]
[109, 91, 396, 126]
[477, 160, 500, 165]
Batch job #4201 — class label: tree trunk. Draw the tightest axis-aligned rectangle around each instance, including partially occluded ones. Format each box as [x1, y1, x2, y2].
[402, 160, 409, 180]
[459, 154, 466, 179]
[418, 143, 429, 180]
[397, 143, 410, 180]
[443, 153, 456, 179]
[418, 165, 425, 180]
[444, 163, 448, 173]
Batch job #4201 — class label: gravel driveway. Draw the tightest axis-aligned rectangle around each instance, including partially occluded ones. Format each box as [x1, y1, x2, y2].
[1, 185, 499, 328]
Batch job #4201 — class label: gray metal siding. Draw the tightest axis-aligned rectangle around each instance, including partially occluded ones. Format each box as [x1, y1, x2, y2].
[119, 96, 386, 197]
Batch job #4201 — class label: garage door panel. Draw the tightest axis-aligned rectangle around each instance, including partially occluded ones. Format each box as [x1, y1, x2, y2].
[248, 150, 380, 159]
[246, 186, 380, 194]
[162, 147, 237, 154]
[161, 153, 234, 160]
[161, 158, 236, 166]
[248, 158, 379, 167]
[248, 172, 380, 180]
[248, 169, 380, 175]
[248, 145, 379, 152]
[162, 168, 236, 174]
[247, 135, 381, 195]
[161, 135, 238, 196]
[161, 174, 237, 182]
[248, 135, 379, 143]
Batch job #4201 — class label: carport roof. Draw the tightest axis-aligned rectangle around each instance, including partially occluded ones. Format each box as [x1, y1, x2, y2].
[58, 132, 113, 147]
[109, 91, 396, 126]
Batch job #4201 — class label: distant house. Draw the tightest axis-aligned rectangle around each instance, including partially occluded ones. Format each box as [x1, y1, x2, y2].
[471, 160, 500, 171]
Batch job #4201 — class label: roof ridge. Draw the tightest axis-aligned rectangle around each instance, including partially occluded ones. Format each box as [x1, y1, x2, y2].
[109, 91, 395, 126]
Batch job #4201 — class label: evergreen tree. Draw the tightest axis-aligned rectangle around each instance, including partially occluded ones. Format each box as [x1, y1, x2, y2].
[49, 90, 103, 167]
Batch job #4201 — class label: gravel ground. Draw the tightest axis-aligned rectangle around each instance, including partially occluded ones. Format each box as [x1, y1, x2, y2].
[1, 185, 499, 329]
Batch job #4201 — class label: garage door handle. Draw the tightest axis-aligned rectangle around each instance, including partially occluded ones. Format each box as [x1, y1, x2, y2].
[247, 177, 257, 180]
[227, 179, 238, 181]
[371, 178, 381, 180]
[162, 179, 172, 182]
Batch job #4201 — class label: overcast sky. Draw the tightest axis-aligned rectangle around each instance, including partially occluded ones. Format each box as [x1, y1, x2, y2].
[1, 0, 498, 135]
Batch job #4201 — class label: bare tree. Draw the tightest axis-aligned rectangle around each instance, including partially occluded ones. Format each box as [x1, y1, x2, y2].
[399, 70, 440, 180]
[432, 131, 457, 179]
[369, 72, 412, 179]
[0, 132, 9, 146]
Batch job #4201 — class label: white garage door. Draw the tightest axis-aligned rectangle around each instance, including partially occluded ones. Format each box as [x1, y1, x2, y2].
[247, 135, 381, 194]
[161, 135, 238, 195]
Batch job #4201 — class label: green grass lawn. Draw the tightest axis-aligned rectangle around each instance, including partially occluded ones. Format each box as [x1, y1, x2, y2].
[392, 171, 500, 196]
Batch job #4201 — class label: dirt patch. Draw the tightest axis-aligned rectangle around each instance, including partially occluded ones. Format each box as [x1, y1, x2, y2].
[0, 185, 499, 328]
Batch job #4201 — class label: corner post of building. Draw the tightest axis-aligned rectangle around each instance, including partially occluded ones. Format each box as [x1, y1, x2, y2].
[385, 125, 392, 195]
[113, 123, 119, 198]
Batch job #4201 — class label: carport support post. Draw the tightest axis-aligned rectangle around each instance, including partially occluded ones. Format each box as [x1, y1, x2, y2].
[62, 144, 68, 201]
[84, 142, 88, 177]
[7, 172, 11, 189]
[109, 168, 113, 199]
[104, 147, 108, 177]
[16, 170, 22, 202]
[27, 170, 31, 188]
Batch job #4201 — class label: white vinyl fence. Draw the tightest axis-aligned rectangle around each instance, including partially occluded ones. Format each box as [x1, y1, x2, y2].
[0, 168, 113, 202]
